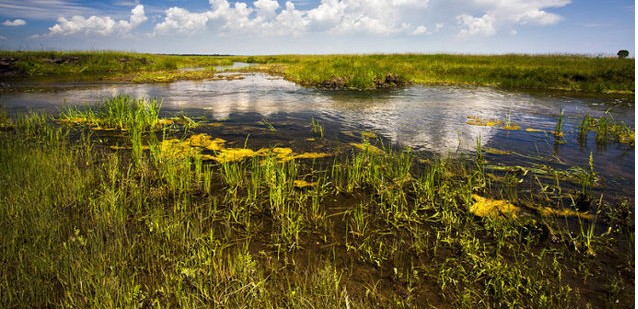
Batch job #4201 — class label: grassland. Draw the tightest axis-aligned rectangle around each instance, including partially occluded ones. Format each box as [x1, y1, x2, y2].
[1, 51, 634, 94]
[0, 51, 240, 83]
[0, 96, 633, 308]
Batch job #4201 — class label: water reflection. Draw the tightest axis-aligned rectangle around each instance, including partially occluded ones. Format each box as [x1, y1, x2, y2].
[1, 73, 634, 159]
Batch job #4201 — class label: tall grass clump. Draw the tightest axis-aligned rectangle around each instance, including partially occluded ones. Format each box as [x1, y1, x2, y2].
[62, 95, 161, 131]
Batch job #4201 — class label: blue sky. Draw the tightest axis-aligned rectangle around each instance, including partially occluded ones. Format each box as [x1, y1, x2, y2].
[0, 0, 634, 55]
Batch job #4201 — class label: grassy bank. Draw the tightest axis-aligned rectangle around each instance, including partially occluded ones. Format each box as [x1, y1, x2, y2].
[1, 51, 634, 94]
[0, 96, 633, 307]
[0, 51, 239, 83]
[247, 54, 635, 93]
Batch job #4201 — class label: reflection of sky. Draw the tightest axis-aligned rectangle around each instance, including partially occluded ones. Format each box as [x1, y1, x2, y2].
[1, 73, 634, 156]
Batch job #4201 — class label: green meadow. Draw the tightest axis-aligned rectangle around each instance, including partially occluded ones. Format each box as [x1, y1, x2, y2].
[1, 51, 634, 93]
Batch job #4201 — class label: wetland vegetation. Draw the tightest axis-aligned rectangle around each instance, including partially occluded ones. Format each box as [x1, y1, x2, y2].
[1, 51, 634, 94]
[0, 51, 634, 307]
[0, 94, 634, 308]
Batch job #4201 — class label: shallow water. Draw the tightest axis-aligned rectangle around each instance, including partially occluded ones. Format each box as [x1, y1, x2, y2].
[1, 72, 634, 199]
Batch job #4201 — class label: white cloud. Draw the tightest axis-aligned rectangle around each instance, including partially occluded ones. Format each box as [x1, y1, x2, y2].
[274, 2, 309, 35]
[2, 19, 26, 26]
[456, 0, 569, 36]
[0, 35, 7, 40]
[457, 13, 496, 37]
[47, 5, 147, 37]
[254, 0, 279, 19]
[0, 0, 95, 20]
[154, 7, 209, 34]
[146, 0, 570, 41]
[151, 0, 434, 37]
[307, 0, 430, 35]
[412, 25, 428, 35]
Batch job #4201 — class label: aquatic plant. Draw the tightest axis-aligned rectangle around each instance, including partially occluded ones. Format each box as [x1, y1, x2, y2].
[0, 101, 633, 308]
[466, 115, 503, 127]
[61, 95, 162, 131]
[311, 117, 324, 138]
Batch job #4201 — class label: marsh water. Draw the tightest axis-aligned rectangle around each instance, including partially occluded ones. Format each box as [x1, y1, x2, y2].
[1, 72, 634, 200]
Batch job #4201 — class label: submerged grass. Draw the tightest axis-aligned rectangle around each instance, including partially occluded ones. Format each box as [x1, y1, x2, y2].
[0, 98, 634, 308]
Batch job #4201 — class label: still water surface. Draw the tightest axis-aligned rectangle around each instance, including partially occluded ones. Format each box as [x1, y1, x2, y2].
[1, 72, 634, 199]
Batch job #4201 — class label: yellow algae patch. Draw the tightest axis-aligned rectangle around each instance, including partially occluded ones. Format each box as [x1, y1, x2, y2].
[92, 126, 119, 131]
[110, 145, 130, 150]
[205, 138, 226, 151]
[159, 139, 200, 159]
[292, 152, 333, 160]
[530, 205, 594, 220]
[341, 131, 357, 138]
[618, 131, 635, 146]
[350, 143, 385, 155]
[271, 147, 294, 159]
[551, 131, 565, 138]
[361, 131, 378, 139]
[484, 147, 512, 155]
[156, 118, 174, 126]
[110, 145, 151, 151]
[213, 148, 257, 163]
[188, 133, 226, 151]
[525, 128, 545, 133]
[293, 180, 317, 188]
[200, 154, 217, 161]
[467, 116, 503, 127]
[470, 194, 520, 218]
[60, 117, 88, 124]
[502, 124, 521, 131]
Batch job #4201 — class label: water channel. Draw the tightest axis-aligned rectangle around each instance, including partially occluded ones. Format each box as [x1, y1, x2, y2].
[1, 72, 634, 201]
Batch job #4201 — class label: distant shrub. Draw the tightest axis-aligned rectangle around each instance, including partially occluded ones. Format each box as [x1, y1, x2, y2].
[617, 50, 629, 59]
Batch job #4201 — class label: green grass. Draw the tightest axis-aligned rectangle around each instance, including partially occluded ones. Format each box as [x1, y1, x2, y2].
[1, 51, 634, 94]
[0, 98, 634, 308]
[247, 53, 635, 93]
[0, 50, 236, 82]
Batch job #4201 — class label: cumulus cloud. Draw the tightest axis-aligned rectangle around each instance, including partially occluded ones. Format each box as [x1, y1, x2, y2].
[254, 0, 279, 19]
[457, 13, 496, 37]
[2, 19, 26, 26]
[47, 4, 147, 37]
[154, 7, 210, 34]
[307, 0, 430, 35]
[152, 0, 432, 36]
[456, 0, 569, 37]
[147, 0, 569, 39]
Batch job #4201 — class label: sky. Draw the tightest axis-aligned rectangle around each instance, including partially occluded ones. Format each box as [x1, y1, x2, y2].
[0, 0, 634, 55]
